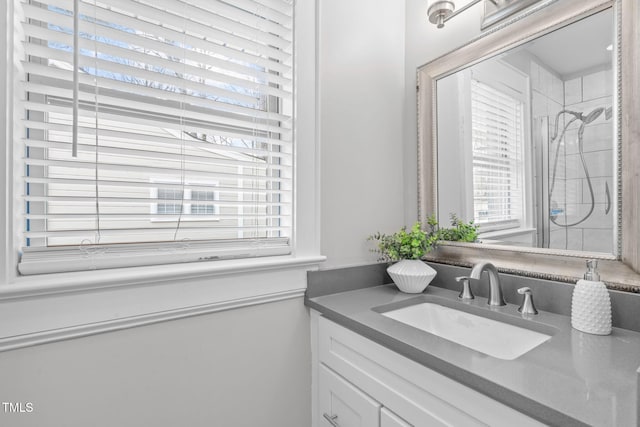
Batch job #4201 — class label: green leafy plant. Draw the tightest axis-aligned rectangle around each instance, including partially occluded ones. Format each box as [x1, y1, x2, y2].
[368, 214, 478, 262]
[436, 214, 479, 242]
[368, 221, 438, 262]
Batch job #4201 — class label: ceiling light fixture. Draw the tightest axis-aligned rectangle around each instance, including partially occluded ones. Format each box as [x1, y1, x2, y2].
[428, 0, 482, 29]
[428, 0, 543, 30]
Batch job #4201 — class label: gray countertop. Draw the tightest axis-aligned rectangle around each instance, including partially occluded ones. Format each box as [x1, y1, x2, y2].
[305, 282, 640, 427]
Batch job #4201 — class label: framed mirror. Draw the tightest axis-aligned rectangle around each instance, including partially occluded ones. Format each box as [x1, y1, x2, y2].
[417, 0, 640, 290]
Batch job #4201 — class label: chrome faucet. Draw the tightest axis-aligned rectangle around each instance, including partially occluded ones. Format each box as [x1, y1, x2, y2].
[517, 287, 538, 315]
[469, 262, 506, 306]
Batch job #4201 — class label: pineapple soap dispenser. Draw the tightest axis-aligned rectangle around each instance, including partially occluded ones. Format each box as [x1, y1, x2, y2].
[571, 260, 612, 335]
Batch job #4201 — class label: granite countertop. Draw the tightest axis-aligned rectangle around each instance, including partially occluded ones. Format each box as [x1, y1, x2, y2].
[305, 282, 640, 427]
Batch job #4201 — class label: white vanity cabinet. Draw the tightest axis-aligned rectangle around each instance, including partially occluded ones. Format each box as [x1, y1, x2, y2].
[318, 364, 380, 426]
[311, 311, 546, 427]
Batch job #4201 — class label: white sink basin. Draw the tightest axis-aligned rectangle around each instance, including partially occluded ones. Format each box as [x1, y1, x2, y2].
[381, 302, 551, 360]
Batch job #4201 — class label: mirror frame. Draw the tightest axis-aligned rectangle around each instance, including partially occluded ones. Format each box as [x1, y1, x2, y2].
[482, 0, 542, 30]
[417, 0, 640, 291]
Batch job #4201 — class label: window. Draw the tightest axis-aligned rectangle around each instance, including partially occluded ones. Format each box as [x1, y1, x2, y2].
[156, 188, 185, 216]
[17, 0, 294, 275]
[191, 191, 217, 216]
[151, 183, 220, 219]
[470, 79, 525, 231]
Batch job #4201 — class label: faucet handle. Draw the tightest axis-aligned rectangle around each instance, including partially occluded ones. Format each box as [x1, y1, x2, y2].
[517, 287, 538, 315]
[456, 276, 474, 300]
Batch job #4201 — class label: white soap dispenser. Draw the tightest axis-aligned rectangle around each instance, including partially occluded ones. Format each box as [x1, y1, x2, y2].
[571, 260, 612, 335]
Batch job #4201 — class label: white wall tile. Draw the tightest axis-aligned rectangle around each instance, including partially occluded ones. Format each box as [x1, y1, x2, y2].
[563, 128, 579, 155]
[548, 226, 583, 251]
[550, 185, 566, 209]
[564, 178, 583, 205]
[562, 203, 581, 219]
[549, 228, 567, 248]
[582, 228, 614, 253]
[584, 128, 613, 152]
[566, 228, 584, 251]
[582, 177, 613, 205]
[583, 70, 609, 101]
[549, 98, 563, 118]
[550, 74, 564, 105]
[563, 123, 612, 154]
[564, 153, 583, 179]
[584, 150, 613, 178]
[564, 77, 582, 105]
[576, 203, 613, 229]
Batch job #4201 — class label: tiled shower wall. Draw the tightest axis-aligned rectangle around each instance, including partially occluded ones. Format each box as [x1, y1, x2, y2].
[530, 59, 614, 253]
[554, 68, 614, 253]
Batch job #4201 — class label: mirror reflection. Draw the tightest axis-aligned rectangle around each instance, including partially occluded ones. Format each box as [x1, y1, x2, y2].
[436, 9, 615, 254]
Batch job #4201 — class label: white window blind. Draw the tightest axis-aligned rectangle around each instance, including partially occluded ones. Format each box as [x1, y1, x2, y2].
[18, 0, 294, 275]
[470, 79, 524, 228]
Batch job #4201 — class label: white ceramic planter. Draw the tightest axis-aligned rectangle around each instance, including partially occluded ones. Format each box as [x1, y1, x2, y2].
[387, 260, 437, 293]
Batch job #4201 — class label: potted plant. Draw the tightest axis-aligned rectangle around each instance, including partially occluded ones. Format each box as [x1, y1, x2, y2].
[369, 215, 479, 293]
[368, 220, 439, 293]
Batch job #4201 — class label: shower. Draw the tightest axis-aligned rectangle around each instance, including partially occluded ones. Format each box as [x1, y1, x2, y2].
[548, 106, 612, 228]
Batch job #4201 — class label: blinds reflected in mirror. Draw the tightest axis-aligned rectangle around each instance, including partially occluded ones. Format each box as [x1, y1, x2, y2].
[470, 79, 524, 228]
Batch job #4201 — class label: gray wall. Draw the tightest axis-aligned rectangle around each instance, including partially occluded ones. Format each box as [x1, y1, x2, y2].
[403, 0, 485, 225]
[319, 0, 406, 268]
[0, 297, 310, 427]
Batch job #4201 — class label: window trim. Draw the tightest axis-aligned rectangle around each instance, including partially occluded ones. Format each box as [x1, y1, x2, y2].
[2, 0, 320, 287]
[0, 255, 325, 352]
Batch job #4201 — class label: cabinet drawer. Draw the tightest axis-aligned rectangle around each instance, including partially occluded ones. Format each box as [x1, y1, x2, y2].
[381, 408, 412, 427]
[319, 364, 381, 427]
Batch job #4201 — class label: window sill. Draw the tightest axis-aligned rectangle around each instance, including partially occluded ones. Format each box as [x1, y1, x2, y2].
[479, 227, 536, 240]
[3, 254, 325, 300]
[0, 255, 325, 352]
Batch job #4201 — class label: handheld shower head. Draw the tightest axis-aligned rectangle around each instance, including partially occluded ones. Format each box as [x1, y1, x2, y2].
[556, 107, 612, 125]
[582, 107, 604, 124]
[551, 106, 612, 142]
[605, 106, 613, 120]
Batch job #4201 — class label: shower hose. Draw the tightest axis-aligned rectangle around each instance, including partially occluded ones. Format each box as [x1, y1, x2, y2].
[548, 109, 604, 228]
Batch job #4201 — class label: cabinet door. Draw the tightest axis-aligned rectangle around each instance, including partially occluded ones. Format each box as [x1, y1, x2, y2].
[319, 364, 381, 427]
[381, 408, 412, 427]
